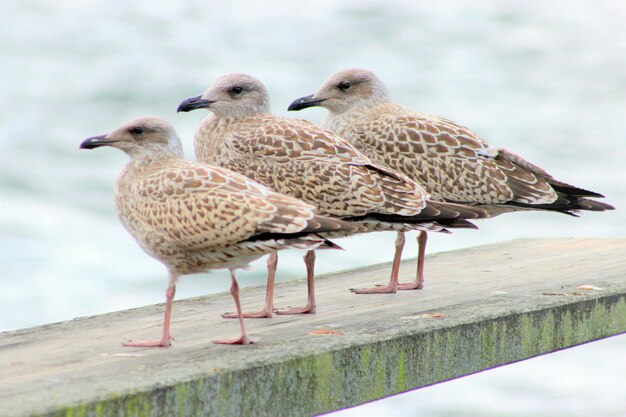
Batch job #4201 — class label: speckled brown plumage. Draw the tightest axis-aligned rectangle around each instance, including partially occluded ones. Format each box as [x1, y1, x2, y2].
[195, 114, 434, 219]
[288, 68, 614, 290]
[116, 153, 348, 271]
[292, 68, 614, 215]
[80, 116, 352, 346]
[179, 74, 485, 304]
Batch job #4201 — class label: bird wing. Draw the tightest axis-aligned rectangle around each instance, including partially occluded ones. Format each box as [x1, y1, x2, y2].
[351, 106, 557, 205]
[119, 160, 319, 251]
[231, 116, 373, 164]
[223, 116, 428, 217]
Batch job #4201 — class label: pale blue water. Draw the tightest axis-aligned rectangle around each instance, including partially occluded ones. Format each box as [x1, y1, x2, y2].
[1, 1, 625, 416]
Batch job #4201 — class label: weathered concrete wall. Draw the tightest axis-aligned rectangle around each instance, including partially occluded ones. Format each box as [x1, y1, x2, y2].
[2, 239, 625, 417]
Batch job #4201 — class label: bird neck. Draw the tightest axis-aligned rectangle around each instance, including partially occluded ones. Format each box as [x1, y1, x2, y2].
[128, 148, 183, 167]
[209, 99, 271, 118]
[324, 100, 380, 140]
[125, 142, 184, 160]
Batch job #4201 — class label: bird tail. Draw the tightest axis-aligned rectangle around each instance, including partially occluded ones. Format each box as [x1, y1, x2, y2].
[343, 200, 488, 230]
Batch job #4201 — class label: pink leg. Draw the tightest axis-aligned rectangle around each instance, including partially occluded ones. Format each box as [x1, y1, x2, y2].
[351, 231, 404, 294]
[214, 269, 257, 345]
[223, 252, 277, 319]
[123, 272, 177, 348]
[275, 250, 317, 314]
[399, 231, 428, 290]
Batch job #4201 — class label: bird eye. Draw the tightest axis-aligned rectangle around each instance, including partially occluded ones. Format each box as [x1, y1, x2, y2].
[338, 81, 351, 91]
[130, 127, 144, 135]
[231, 86, 243, 94]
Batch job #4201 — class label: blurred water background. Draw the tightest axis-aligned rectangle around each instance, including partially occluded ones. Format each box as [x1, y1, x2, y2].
[1, 1, 625, 416]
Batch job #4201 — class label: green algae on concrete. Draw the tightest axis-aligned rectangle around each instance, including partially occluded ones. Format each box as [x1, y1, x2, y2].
[3, 238, 625, 417]
[45, 295, 626, 417]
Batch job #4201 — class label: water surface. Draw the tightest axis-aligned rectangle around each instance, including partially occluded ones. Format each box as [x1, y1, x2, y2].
[1, 1, 624, 416]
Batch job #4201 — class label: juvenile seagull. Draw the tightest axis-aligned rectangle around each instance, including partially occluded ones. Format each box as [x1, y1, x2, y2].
[289, 68, 615, 289]
[80, 116, 353, 346]
[177, 74, 486, 316]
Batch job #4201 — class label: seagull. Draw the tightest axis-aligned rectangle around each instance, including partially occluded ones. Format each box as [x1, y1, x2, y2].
[177, 74, 486, 317]
[80, 116, 353, 346]
[288, 68, 615, 289]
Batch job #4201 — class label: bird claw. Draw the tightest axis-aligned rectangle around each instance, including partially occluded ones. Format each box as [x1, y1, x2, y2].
[398, 281, 423, 290]
[350, 284, 397, 294]
[222, 309, 273, 319]
[274, 305, 316, 315]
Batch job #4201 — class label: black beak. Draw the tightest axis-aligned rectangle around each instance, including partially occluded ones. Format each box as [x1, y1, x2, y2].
[287, 94, 326, 112]
[80, 134, 116, 150]
[177, 95, 215, 113]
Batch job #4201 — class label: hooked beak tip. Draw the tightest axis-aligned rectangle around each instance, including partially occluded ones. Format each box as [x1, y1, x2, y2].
[287, 94, 326, 112]
[177, 96, 215, 113]
[80, 134, 112, 150]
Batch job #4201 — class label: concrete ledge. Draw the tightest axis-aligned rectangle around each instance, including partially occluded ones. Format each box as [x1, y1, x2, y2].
[1, 238, 625, 417]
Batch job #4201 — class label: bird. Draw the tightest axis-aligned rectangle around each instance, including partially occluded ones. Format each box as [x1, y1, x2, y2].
[288, 68, 615, 289]
[79, 116, 354, 346]
[177, 74, 487, 317]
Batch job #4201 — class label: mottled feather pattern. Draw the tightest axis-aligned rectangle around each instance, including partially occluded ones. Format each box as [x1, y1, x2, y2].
[329, 102, 560, 206]
[83, 115, 363, 346]
[194, 113, 431, 219]
[115, 155, 350, 274]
